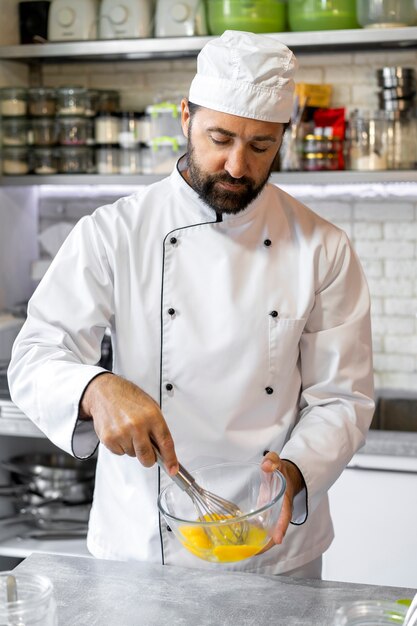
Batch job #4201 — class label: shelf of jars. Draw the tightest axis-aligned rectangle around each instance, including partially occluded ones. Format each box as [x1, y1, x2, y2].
[1, 170, 417, 186]
[1, 27, 417, 63]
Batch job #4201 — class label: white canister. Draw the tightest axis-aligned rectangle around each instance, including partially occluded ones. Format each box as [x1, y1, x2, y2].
[95, 113, 120, 144]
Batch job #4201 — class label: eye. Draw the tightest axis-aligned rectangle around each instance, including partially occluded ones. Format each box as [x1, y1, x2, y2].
[251, 145, 268, 153]
[211, 137, 230, 146]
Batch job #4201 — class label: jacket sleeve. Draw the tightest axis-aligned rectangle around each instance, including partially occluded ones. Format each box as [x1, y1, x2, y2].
[280, 230, 375, 524]
[7, 213, 113, 459]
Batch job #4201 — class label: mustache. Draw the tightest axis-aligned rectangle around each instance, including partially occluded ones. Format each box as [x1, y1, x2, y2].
[210, 172, 253, 187]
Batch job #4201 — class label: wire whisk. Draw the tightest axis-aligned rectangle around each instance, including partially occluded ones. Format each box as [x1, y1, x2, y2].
[154, 448, 248, 545]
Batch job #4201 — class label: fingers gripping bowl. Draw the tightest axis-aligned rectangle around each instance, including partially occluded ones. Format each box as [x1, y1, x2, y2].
[157, 462, 286, 563]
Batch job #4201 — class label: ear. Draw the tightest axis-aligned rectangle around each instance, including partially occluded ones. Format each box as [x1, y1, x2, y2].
[181, 98, 190, 139]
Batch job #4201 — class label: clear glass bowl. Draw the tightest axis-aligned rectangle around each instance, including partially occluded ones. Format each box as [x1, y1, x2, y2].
[333, 600, 407, 625]
[158, 461, 286, 564]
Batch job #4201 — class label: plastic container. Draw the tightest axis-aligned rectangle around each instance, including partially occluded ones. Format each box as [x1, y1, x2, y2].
[288, 0, 359, 31]
[356, 0, 417, 28]
[207, 0, 287, 35]
[56, 87, 87, 116]
[33, 147, 59, 174]
[0, 87, 28, 117]
[333, 600, 407, 625]
[28, 87, 56, 117]
[1, 117, 29, 146]
[2, 146, 30, 174]
[58, 146, 90, 173]
[119, 111, 141, 147]
[146, 102, 182, 139]
[0, 572, 58, 626]
[58, 116, 88, 146]
[141, 137, 183, 174]
[31, 118, 58, 146]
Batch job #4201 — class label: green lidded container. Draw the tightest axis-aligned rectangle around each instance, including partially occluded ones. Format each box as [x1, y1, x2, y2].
[288, 0, 359, 31]
[207, 0, 287, 35]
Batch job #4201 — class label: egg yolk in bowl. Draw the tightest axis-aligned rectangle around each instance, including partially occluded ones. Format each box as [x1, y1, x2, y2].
[178, 514, 268, 563]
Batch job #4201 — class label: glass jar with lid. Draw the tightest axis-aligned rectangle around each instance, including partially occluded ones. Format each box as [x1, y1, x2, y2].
[97, 90, 120, 114]
[85, 89, 100, 117]
[2, 146, 30, 174]
[96, 145, 120, 174]
[119, 111, 141, 147]
[56, 87, 87, 116]
[58, 146, 90, 173]
[288, 0, 359, 31]
[356, 0, 417, 28]
[0, 87, 28, 116]
[58, 117, 88, 146]
[332, 600, 407, 625]
[119, 146, 141, 174]
[1, 117, 29, 146]
[28, 87, 57, 117]
[33, 147, 59, 174]
[31, 118, 58, 146]
[347, 110, 390, 171]
[95, 113, 120, 144]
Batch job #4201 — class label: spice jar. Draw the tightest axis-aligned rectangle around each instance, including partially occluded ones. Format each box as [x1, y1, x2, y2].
[2, 146, 30, 174]
[56, 87, 87, 116]
[28, 87, 56, 117]
[33, 147, 59, 174]
[95, 113, 120, 144]
[0, 87, 28, 116]
[85, 89, 100, 117]
[1, 117, 29, 146]
[58, 146, 90, 173]
[96, 145, 120, 174]
[31, 118, 58, 146]
[58, 117, 88, 146]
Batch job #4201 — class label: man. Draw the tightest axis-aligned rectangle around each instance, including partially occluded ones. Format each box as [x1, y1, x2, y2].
[8, 31, 374, 578]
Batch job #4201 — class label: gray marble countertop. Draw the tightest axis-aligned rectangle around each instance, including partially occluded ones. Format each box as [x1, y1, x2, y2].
[359, 430, 417, 458]
[14, 553, 414, 626]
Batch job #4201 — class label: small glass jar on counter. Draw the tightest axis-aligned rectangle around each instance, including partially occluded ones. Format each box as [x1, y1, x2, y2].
[332, 600, 407, 625]
[96, 145, 120, 174]
[58, 146, 90, 173]
[56, 87, 87, 116]
[30, 118, 58, 146]
[1, 117, 29, 146]
[119, 111, 141, 147]
[28, 87, 56, 117]
[119, 146, 141, 174]
[0, 87, 28, 117]
[32, 147, 59, 174]
[58, 116, 88, 146]
[95, 113, 120, 144]
[2, 146, 30, 174]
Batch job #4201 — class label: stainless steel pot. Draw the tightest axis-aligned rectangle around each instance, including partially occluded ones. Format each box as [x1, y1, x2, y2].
[1, 452, 96, 481]
[0, 479, 94, 503]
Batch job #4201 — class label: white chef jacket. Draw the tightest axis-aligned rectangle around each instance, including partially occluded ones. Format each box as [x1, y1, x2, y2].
[8, 163, 374, 575]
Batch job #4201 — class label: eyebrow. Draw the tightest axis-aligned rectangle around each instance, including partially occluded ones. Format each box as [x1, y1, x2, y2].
[206, 126, 278, 143]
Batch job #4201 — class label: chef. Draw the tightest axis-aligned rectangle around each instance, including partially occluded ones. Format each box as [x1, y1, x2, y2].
[8, 31, 374, 578]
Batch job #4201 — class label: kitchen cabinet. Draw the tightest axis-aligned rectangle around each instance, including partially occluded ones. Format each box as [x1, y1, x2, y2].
[323, 448, 417, 589]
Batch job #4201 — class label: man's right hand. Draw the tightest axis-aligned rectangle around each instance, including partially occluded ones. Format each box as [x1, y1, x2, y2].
[79, 373, 179, 475]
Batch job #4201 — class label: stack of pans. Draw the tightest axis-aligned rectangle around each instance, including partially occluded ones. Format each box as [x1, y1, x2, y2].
[376, 67, 416, 113]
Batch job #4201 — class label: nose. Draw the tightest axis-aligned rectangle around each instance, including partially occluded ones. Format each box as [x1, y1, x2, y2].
[224, 145, 249, 180]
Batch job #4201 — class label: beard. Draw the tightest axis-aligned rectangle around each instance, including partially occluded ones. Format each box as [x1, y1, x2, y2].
[186, 136, 275, 215]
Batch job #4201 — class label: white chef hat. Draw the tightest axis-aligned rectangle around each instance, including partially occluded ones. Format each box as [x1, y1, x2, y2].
[188, 30, 298, 124]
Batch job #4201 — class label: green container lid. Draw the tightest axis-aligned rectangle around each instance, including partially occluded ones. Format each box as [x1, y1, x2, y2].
[207, 0, 287, 36]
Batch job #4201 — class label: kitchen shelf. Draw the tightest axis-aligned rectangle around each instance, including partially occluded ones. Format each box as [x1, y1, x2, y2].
[0, 525, 90, 558]
[1, 27, 417, 63]
[2, 170, 417, 186]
